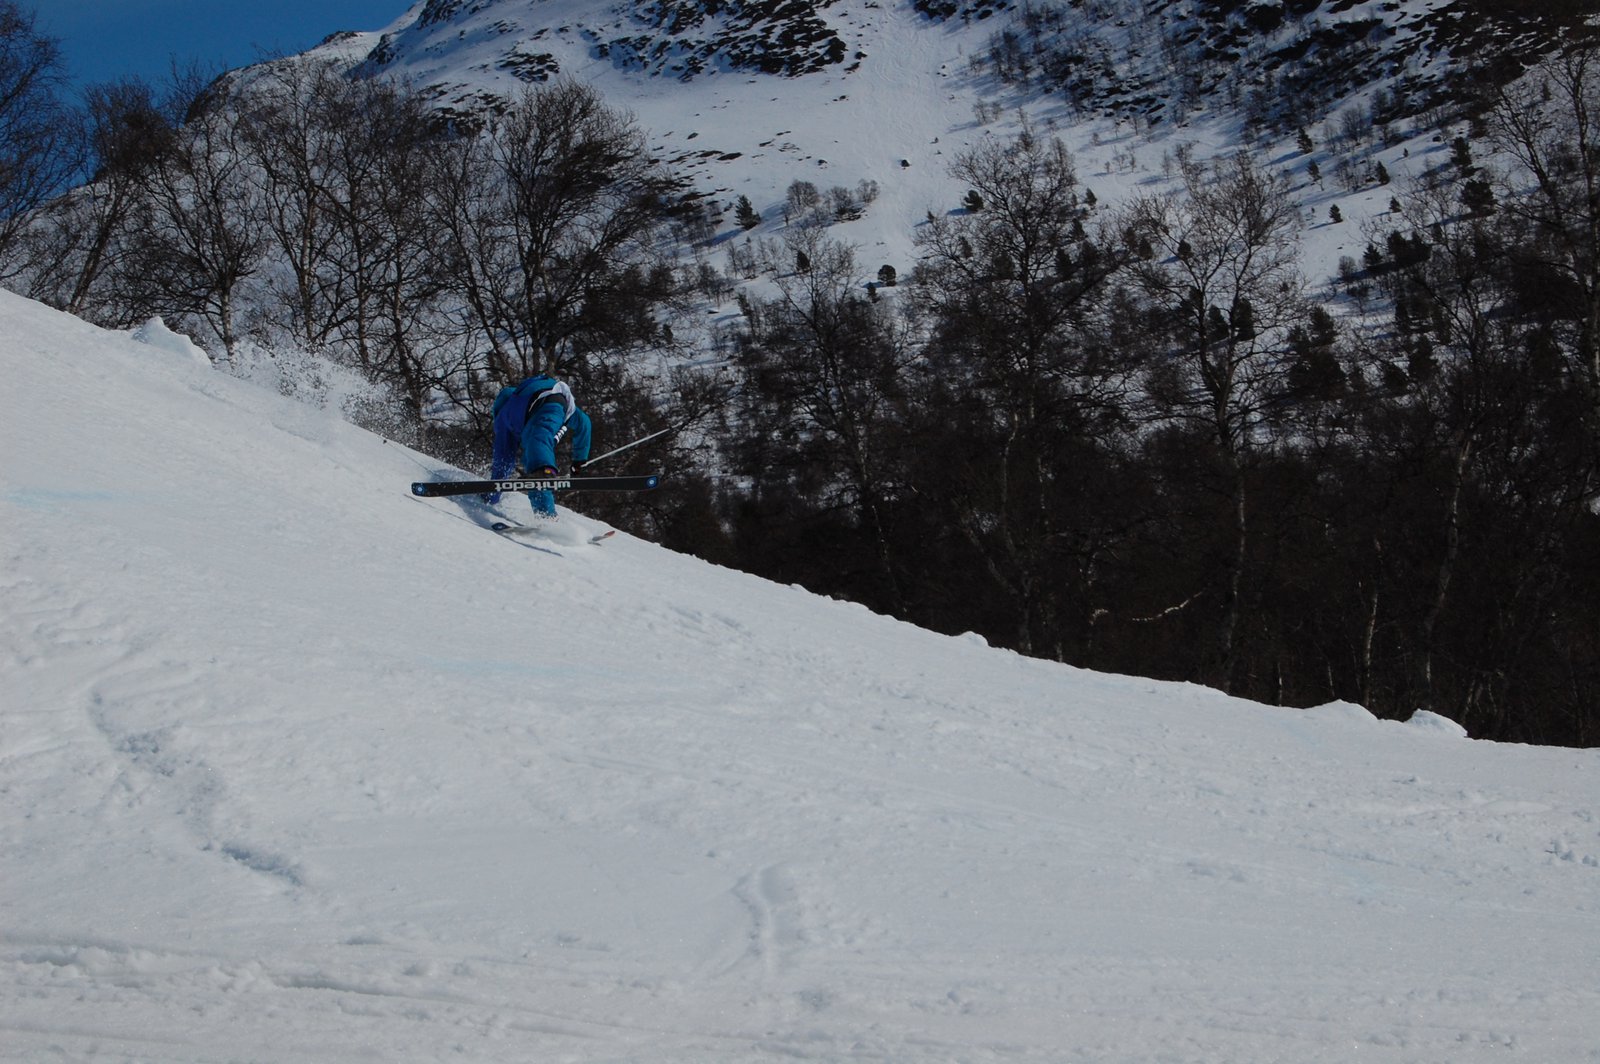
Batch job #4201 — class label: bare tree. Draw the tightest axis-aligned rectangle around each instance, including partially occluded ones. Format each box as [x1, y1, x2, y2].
[913, 130, 1134, 657]
[125, 85, 266, 359]
[341, 92, 454, 414]
[0, 0, 78, 275]
[1125, 150, 1307, 690]
[784, 179, 820, 226]
[236, 60, 348, 348]
[737, 228, 916, 611]
[1483, 45, 1600, 459]
[429, 79, 678, 382]
[49, 78, 180, 318]
[1371, 155, 1596, 723]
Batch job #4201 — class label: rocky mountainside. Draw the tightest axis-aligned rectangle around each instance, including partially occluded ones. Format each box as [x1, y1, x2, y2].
[339, 0, 1592, 133]
[1000, 0, 1600, 131]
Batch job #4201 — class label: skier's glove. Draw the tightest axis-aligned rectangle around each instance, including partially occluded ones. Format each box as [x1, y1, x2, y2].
[571, 459, 588, 476]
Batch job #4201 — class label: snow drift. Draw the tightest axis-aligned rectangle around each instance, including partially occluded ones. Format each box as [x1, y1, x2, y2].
[3, 286, 1598, 1061]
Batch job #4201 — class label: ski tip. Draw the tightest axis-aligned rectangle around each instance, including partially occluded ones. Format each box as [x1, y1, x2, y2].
[410, 483, 427, 495]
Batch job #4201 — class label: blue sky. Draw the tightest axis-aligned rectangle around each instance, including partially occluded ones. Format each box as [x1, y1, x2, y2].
[35, 1, 411, 93]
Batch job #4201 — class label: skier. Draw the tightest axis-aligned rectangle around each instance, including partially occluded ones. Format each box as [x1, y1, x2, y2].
[484, 374, 593, 518]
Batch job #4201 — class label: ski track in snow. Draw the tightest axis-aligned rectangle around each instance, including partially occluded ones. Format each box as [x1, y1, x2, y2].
[4, 285, 1600, 1061]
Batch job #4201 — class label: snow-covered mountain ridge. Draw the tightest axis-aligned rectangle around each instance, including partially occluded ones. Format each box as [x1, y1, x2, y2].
[277, 0, 1596, 304]
[360, 0, 1006, 87]
[350, 0, 1589, 123]
[4, 285, 1600, 1060]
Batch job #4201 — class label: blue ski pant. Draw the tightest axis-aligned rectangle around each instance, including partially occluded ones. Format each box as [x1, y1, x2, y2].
[492, 403, 592, 516]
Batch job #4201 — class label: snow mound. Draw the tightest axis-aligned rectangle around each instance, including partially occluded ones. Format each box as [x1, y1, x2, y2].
[1405, 709, 1471, 738]
[1305, 699, 1381, 725]
[130, 315, 212, 368]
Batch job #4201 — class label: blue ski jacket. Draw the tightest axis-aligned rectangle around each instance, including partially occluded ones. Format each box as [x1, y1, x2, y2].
[490, 375, 593, 475]
[489, 376, 593, 514]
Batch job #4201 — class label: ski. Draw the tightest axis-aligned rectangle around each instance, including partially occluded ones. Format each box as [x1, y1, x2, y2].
[491, 522, 617, 546]
[411, 473, 661, 498]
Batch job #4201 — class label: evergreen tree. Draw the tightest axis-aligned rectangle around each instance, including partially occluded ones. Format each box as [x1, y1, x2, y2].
[1460, 178, 1495, 217]
[735, 194, 761, 230]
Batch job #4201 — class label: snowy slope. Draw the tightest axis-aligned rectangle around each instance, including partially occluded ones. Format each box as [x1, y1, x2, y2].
[305, 0, 1034, 285]
[3, 286, 1600, 1061]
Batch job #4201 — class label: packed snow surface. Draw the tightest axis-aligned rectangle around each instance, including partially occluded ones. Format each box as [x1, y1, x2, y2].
[3, 286, 1598, 1061]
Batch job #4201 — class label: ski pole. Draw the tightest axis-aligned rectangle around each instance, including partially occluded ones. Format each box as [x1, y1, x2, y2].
[580, 425, 675, 471]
